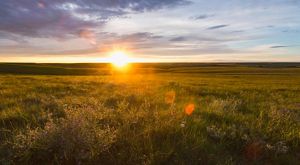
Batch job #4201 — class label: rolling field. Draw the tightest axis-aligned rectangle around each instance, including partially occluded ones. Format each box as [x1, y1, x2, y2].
[0, 63, 300, 164]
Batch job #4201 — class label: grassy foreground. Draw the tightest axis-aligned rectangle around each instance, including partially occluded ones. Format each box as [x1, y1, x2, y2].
[0, 63, 300, 164]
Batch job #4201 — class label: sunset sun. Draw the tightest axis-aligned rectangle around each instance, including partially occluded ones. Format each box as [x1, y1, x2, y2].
[109, 51, 131, 68]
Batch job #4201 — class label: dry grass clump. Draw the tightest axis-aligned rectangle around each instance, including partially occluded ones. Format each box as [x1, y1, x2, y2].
[7, 109, 116, 164]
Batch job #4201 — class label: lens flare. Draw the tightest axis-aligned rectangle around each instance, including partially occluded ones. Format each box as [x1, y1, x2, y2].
[185, 103, 195, 115]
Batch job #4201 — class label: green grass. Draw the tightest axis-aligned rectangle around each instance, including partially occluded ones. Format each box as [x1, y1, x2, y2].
[0, 63, 300, 164]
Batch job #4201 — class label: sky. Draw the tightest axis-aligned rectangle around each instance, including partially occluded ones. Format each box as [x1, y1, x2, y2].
[0, 0, 300, 63]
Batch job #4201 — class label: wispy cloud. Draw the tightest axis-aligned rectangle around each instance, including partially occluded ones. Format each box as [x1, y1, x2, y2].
[207, 25, 229, 30]
[270, 45, 300, 48]
[169, 37, 186, 42]
[270, 45, 289, 48]
[190, 14, 214, 20]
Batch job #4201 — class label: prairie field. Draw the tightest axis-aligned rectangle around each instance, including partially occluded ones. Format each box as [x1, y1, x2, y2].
[0, 63, 300, 164]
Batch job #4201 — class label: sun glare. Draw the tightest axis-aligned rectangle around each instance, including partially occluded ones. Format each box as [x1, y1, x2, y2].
[109, 51, 130, 68]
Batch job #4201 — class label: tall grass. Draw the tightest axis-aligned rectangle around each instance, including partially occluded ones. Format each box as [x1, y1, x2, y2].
[0, 71, 300, 164]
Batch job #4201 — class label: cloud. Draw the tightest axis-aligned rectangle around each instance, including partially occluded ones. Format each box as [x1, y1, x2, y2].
[16, 32, 164, 55]
[270, 45, 300, 49]
[231, 30, 245, 33]
[169, 37, 186, 42]
[270, 45, 288, 48]
[117, 32, 163, 42]
[207, 25, 229, 30]
[41, 48, 99, 55]
[78, 29, 97, 45]
[0, 0, 190, 40]
[190, 14, 213, 20]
